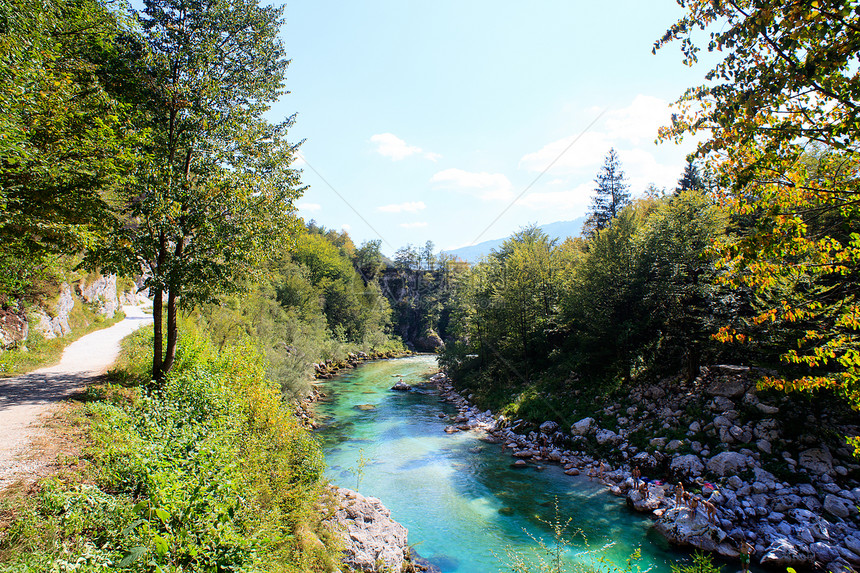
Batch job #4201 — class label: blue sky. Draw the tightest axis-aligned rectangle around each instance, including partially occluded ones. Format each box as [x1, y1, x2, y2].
[273, 1, 715, 255]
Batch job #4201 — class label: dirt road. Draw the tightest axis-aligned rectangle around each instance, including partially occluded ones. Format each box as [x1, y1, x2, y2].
[0, 305, 152, 490]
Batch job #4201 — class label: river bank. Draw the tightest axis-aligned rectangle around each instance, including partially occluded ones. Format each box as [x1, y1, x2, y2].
[433, 367, 860, 573]
[314, 355, 695, 573]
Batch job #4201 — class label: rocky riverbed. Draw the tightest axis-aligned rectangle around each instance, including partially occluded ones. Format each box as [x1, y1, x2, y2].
[431, 366, 860, 573]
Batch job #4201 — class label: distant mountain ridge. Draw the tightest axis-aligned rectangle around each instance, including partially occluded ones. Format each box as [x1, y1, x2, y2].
[444, 217, 585, 264]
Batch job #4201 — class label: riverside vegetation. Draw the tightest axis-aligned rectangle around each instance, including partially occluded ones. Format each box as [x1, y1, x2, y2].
[2, 0, 860, 571]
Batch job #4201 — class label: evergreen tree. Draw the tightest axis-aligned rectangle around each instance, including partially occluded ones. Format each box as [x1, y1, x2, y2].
[675, 159, 704, 194]
[584, 148, 630, 237]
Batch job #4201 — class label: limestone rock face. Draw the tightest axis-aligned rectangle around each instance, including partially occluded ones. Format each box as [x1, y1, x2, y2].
[78, 274, 120, 318]
[32, 283, 75, 339]
[332, 488, 409, 572]
[0, 307, 28, 349]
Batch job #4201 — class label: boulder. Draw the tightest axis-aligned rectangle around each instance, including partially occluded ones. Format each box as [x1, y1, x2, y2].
[670, 454, 705, 479]
[331, 488, 409, 572]
[654, 507, 726, 552]
[571, 417, 595, 436]
[824, 494, 855, 519]
[759, 537, 814, 568]
[707, 452, 753, 477]
[539, 421, 559, 435]
[706, 374, 748, 398]
[391, 381, 411, 391]
[595, 429, 621, 446]
[799, 448, 834, 476]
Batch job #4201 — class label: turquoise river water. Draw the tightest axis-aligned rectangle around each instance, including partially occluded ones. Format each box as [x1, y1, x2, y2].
[315, 355, 698, 573]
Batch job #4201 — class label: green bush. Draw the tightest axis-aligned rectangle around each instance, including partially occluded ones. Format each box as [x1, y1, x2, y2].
[1, 328, 341, 572]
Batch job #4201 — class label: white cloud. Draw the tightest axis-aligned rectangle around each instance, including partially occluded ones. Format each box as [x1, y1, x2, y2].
[430, 168, 515, 201]
[399, 221, 428, 229]
[297, 202, 322, 212]
[378, 201, 426, 213]
[604, 94, 673, 146]
[341, 223, 352, 231]
[517, 183, 593, 212]
[370, 133, 440, 162]
[518, 95, 675, 175]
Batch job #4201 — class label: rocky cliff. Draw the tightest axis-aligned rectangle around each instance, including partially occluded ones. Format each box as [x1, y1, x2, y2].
[0, 274, 143, 349]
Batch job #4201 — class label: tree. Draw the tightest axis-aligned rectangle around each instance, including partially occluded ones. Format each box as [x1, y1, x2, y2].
[584, 148, 630, 237]
[355, 239, 384, 281]
[657, 0, 860, 437]
[675, 159, 704, 194]
[99, 0, 302, 384]
[0, 0, 139, 298]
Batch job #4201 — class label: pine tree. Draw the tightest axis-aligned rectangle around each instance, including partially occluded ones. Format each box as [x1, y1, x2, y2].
[585, 148, 630, 237]
[675, 159, 704, 194]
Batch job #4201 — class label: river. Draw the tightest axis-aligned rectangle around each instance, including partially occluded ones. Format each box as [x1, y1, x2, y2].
[315, 355, 695, 573]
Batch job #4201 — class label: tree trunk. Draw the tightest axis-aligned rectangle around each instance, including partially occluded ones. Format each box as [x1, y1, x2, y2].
[152, 230, 168, 385]
[161, 237, 185, 379]
[152, 286, 164, 384]
[162, 288, 178, 375]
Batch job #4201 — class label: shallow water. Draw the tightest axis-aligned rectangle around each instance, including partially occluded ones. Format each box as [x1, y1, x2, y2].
[315, 355, 697, 573]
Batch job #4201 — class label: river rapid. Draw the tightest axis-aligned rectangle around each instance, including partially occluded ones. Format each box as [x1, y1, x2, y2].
[315, 355, 695, 573]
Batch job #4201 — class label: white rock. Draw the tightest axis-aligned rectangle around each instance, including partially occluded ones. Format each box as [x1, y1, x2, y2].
[760, 537, 814, 567]
[671, 454, 705, 478]
[596, 429, 621, 446]
[707, 452, 753, 477]
[799, 447, 834, 475]
[571, 417, 595, 436]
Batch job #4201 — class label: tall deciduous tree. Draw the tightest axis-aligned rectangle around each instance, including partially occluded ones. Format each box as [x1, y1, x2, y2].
[99, 0, 303, 384]
[0, 0, 138, 297]
[657, 0, 860, 436]
[584, 148, 630, 237]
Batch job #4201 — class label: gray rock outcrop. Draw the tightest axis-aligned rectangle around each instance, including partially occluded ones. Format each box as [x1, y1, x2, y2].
[331, 488, 409, 572]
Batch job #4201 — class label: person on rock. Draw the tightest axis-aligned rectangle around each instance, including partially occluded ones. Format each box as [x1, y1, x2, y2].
[632, 466, 641, 488]
[674, 483, 685, 508]
[638, 481, 649, 499]
[739, 539, 752, 572]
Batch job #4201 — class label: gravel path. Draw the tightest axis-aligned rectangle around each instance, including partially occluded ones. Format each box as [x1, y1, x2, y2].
[0, 305, 152, 490]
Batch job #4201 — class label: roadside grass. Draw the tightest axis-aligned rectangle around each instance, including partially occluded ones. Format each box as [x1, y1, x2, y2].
[0, 323, 343, 572]
[0, 305, 127, 378]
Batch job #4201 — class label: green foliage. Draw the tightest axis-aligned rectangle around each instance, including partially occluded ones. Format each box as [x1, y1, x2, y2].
[0, 0, 140, 299]
[657, 0, 860, 447]
[669, 551, 723, 573]
[0, 326, 339, 572]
